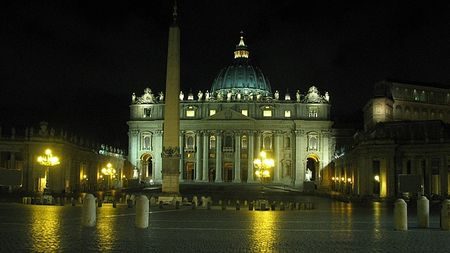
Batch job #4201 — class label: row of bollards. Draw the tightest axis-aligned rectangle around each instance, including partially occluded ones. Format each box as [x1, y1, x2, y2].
[394, 196, 450, 231]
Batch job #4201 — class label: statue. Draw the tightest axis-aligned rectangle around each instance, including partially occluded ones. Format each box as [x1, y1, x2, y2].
[197, 90, 203, 101]
[274, 90, 279, 100]
[296, 90, 301, 102]
[236, 90, 242, 101]
[158, 91, 164, 101]
[305, 168, 312, 182]
[132, 92, 136, 103]
[324, 92, 330, 102]
[205, 90, 210, 101]
[256, 93, 261, 101]
[227, 90, 232, 101]
[179, 91, 184, 101]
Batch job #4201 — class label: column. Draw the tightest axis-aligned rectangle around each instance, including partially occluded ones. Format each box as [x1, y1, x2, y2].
[215, 131, 223, 182]
[195, 131, 202, 181]
[247, 131, 255, 182]
[294, 130, 304, 189]
[255, 131, 261, 155]
[129, 130, 139, 170]
[179, 131, 185, 182]
[274, 131, 282, 183]
[202, 132, 209, 182]
[234, 132, 241, 183]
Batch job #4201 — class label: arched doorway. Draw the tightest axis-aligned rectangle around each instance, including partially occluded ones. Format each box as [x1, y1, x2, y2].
[306, 154, 320, 182]
[140, 153, 153, 179]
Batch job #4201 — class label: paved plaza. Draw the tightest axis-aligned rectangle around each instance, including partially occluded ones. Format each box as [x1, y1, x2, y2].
[0, 193, 449, 253]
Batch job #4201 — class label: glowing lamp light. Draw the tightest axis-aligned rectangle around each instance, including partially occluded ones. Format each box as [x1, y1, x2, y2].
[374, 175, 380, 182]
[332, 177, 335, 181]
[347, 178, 352, 183]
[341, 177, 345, 182]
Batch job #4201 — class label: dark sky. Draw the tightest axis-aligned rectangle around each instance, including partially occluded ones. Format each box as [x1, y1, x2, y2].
[1, 0, 450, 149]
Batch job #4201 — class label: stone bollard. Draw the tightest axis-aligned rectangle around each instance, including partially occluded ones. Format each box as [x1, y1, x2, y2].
[236, 200, 240, 211]
[244, 200, 248, 206]
[127, 199, 133, 208]
[175, 201, 180, 209]
[218, 200, 222, 206]
[201, 196, 206, 207]
[150, 196, 156, 206]
[280, 202, 285, 211]
[261, 202, 266, 211]
[97, 199, 103, 208]
[135, 195, 149, 229]
[249, 201, 254, 211]
[221, 201, 226, 211]
[82, 194, 96, 227]
[71, 197, 76, 206]
[159, 201, 164, 209]
[440, 199, 450, 230]
[289, 202, 294, 210]
[417, 195, 429, 228]
[22, 197, 26, 204]
[112, 200, 117, 208]
[271, 202, 276, 211]
[394, 198, 408, 231]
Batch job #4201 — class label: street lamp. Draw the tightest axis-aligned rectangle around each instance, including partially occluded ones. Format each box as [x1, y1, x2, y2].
[37, 149, 60, 193]
[254, 151, 274, 186]
[101, 163, 116, 190]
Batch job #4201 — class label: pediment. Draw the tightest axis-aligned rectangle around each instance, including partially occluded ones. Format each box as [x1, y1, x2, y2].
[204, 108, 254, 121]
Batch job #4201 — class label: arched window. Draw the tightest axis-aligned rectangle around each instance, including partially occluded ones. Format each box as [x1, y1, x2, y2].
[308, 133, 318, 151]
[142, 134, 152, 150]
[263, 135, 272, 150]
[186, 135, 194, 150]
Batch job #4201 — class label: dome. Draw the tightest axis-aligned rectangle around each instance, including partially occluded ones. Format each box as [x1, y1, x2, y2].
[210, 33, 272, 97]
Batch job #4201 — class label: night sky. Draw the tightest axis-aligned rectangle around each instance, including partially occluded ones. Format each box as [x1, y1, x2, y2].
[1, 0, 449, 149]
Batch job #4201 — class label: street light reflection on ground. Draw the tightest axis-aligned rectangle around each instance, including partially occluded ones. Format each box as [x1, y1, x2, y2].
[36, 149, 60, 192]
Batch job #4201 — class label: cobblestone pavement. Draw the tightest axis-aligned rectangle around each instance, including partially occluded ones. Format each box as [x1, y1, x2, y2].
[0, 197, 449, 253]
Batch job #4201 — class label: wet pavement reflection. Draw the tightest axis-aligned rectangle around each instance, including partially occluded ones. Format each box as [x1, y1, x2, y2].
[0, 197, 448, 252]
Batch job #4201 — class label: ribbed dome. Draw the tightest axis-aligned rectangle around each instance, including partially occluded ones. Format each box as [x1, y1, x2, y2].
[210, 33, 272, 97]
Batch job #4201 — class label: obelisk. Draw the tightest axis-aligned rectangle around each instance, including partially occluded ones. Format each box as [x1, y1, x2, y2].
[161, 3, 181, 194]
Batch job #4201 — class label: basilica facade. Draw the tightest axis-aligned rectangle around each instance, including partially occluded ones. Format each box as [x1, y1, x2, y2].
[128, 34, 336, 189]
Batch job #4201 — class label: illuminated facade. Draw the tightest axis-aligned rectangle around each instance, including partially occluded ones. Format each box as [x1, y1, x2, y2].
[0, 121, 127, 194]
[128, 32, 336, 189]
[326, 80, 450, 198]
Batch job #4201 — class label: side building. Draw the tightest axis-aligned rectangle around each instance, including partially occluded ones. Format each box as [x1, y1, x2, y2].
[0, 122, 128, 195]
[326, 80, 450, 199]
[128, 34, 336, 189]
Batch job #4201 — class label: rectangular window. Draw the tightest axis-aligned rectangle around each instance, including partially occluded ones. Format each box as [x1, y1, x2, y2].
[186, 110, 195, 117]
[241, 109, 248, 116]
[263, 110, 272, 117]
[308, 107, 318, 118]
[284, 110, 291, 118]
[209, 109, 216, 116]
[143, 108, 151, 118]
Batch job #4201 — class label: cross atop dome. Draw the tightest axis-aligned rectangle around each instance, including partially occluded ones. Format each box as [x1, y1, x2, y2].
[234, 31, 249, 59]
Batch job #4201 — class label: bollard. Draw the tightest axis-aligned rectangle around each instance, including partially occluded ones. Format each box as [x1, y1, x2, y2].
[417, 195, 429, 228]
[289, 202, 294, 210]
[261, 202, 266, 211]
[249, 201, 254, 211]
[159, 201, 164, 209]
[244, 200, 248, 206]
[150, 196, 156, 206]
[82, 194, 96, 227]
[71, 197, 76, 206]
[175, 201, 180, 209]
[221, 200, 226, 210]
[201, 196, 206, 207]
[113, 200, 117, 208]
[135, 195, 149, 229]
[127, 199, 133, 208]
[394, 198, 408, 231]
[97, 199, 103, 208]
[218, 200, 222, 206]
[280, 202, 285, 211]
[441, 199, 450, 230]
[236, 200, 240, 211]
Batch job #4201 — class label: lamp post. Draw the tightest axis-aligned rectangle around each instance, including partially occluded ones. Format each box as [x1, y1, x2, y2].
[37, 148, 60, 193]
[253, 151, 274, 195]
[101, 163, 116, 190]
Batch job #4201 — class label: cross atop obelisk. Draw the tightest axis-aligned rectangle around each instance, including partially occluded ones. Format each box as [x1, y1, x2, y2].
[161, 1, 181, 194]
